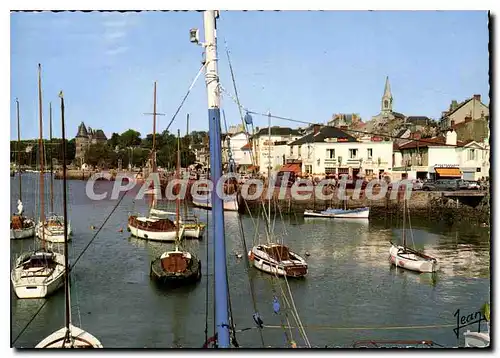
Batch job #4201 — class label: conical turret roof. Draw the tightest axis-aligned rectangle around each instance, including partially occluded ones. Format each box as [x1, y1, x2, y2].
[76, 122, 88, 138]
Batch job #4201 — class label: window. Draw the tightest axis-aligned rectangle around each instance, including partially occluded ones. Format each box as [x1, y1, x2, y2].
[468, 149, 476, 161]
[305, 165, 312, 174]
[326, 149, 335, 159]
[325, 168, 336, 174]
[349, 149, 358, 159]
[367, 148, 373, 159]
[384, 100, 389, 109]
[298, 145, 302, 157]
[290, 146, 293, 155]
[365, 169, 374, 176]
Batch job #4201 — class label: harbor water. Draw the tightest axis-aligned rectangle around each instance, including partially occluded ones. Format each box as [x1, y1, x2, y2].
[11, 175, 490, 348]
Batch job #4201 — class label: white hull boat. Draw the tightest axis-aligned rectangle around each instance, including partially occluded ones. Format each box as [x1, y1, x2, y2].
[192, 197, 239, 211]
[36, 216, 72, 243]
[464, 325, 490, 348]
[149, 208, 205, 239]
[389, 244, 438, 273]
[128, 215, 185, 242]
[11, 225, 36, 240]
[248, 244, 308, 278]
[304, 207, 369, 219]
[11, 250, 65, 299]
[36, 324, 103, 348]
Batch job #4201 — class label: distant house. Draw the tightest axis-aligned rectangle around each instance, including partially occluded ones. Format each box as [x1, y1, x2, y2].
[75, 122, 108, 166]
[252, 126, 301, 174]
[439, 94, 489, 131]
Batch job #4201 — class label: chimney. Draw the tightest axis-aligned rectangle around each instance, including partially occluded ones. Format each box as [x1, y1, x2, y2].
[446, 129, 457, 146]
[473, 94, 481, 102]
[313, 124, 320, 135]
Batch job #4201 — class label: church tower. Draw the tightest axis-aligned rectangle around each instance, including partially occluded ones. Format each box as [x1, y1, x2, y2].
[381, 76, 393, 114]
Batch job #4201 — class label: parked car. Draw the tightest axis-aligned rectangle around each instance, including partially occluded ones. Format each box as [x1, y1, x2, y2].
[466, 181, 481, 190]
[422, 179, 459, 191]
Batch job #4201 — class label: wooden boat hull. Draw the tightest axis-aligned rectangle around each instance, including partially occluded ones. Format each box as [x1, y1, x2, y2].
[192, 197, 239, 211]
[11, 251, 65, 299]
[127, 216, 183, 242]
[150, 252, 202, 286]
[304, 207, 370, 219]
[248, 244, 308, 278]
[35, 324, 103, 348]
[389, 244, 438, 273]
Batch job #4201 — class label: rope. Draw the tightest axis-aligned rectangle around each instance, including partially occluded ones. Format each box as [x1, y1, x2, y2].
[262, 323, 456, 331]
[11, 189, 128, 346]
[164, 64, 206, 133]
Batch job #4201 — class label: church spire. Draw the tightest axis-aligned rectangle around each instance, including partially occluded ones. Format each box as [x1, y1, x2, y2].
[382, 76, 393, 113]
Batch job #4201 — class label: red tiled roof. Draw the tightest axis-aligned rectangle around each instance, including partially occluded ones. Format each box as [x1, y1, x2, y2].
[399, 136, 465, 150]
[240, 142, 252, 150]
[279, 163, 301, 173]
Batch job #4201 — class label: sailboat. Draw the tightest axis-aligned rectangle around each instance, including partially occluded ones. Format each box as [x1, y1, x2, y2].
[248, 114, 307, 278]
[389, 191, 438, 273]
[11, 98, 36, 240]
[150, 130, 202, 285]
[149, 207, 205, 239]
[127, 81, 183, 242]
[36, 91, 103, 348]
[11, 64, 65, 299]
[304, 198, 370, 219]
[35, 70, 71, 243]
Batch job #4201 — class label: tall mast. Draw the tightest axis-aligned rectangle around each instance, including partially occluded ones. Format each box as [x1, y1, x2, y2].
[59, 91, 71, 337]
[175, 129, 181, 251]
[152, 81, 157, 173]
[203, 10, 230, 347]
[267, 111, 271, 229]
[402, 191, 406, 247]
[38, 64, 46, 246]
[16, 98, 22, 202]
[49, 102, 54, 214]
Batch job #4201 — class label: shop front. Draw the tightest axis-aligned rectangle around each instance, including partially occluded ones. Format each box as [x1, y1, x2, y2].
[432, 165, 462, 180]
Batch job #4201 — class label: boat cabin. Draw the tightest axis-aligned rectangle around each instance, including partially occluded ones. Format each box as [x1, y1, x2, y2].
[160, 251, 192, 273]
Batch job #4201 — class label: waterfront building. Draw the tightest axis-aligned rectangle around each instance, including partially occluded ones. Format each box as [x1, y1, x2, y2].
[221, 131, 253, 171]
[393, 129, 489, 181]
[288, 125, 393, 179]
[252, 126, 301, 175]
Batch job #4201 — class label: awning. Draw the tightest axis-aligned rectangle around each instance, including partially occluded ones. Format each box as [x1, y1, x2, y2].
[435, 167, 462, 177]
[278, 163, 301, 173]
[247, 165, 260, 172]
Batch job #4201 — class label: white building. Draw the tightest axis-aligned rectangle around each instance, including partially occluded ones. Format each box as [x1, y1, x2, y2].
[252, 127, 301, 175]
[222, 132, 253, 169]
[288, 126, 393, 178]
[394, 129, 490, 181]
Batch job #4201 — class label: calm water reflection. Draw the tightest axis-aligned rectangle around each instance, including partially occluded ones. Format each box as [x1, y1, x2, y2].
[11, 175, 490, 348]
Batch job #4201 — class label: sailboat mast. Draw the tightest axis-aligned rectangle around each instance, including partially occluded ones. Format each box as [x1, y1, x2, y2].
[175, 130, 181, 250]
[16, 98, 22, 202]
[267, 111, 271, 227]
[38, 64, 46, 246]
[59, 91, 71, 335]
[402, 192, 406, 247]
[203, 10, 230, 347]
[152, 81, 157, 173]
[49, 102, 54, 214]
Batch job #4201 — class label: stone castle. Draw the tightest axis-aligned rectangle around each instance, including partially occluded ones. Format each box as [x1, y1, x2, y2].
[75, 122, 107, 166]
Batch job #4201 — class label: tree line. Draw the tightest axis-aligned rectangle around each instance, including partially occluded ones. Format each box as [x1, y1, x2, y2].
[11, 129, 209, 170]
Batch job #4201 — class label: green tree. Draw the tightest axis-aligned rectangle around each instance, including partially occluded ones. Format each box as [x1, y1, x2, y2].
[108, 132, 121, 150]
[84, 143, 116, 168]
[119, 129, 142, 148]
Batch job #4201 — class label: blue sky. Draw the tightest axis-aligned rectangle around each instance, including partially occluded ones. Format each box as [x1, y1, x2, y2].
[10, 10, 489, 140]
